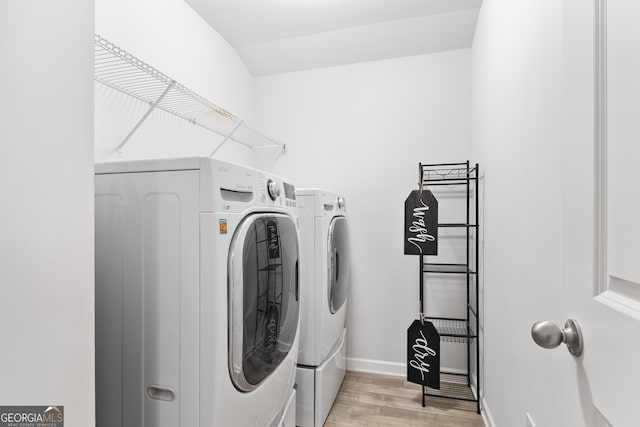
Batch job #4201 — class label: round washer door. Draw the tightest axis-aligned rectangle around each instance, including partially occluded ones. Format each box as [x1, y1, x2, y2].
[328, 216, 351, 314]
[228, 213, 300, 392]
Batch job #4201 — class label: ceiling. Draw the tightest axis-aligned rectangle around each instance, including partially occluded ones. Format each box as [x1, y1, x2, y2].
[184, 0, 482, 76]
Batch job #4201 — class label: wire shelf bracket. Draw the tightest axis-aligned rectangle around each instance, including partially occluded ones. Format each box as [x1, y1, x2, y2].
[94, 34, 287, 157]
[115, 80, 175, 155]
[210, 120, 242, 157]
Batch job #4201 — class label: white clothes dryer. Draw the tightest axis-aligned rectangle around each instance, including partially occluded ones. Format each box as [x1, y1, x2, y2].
[95, 157, 300, 427]
[295, 189, 351, 427]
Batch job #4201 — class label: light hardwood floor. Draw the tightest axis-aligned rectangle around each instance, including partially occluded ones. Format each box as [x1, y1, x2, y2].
[324, 371, 485, 427]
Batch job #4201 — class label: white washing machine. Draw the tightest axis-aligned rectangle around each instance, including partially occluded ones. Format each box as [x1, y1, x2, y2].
[95, 157, 300, 427]
[295, 189, 351, 427]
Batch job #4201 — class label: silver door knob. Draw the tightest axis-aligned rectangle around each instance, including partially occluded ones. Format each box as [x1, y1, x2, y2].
[531, 319, 583, 357]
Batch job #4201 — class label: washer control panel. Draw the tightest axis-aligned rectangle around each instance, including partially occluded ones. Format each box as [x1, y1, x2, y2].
[255, 174, 297, 210]
[267, 179, 280, 200]
[283, 182, 297, 208]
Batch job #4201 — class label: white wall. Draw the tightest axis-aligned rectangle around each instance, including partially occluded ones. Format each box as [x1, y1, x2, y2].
[254, 50, 472, 374]
[95, 0, 256, 164]
[0, 2, 95, 426]
[471, 1, 571, 425]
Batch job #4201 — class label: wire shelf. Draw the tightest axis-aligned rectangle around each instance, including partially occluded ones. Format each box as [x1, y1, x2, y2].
[94, 34, 286, 155]
[420, 164, 477, 183]
[423, 374, 478, 406]
[423, 263, 476, 274]
[426, 318, 477, 343]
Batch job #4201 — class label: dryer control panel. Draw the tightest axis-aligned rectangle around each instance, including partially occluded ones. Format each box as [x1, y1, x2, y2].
[296, 189, 347, 217]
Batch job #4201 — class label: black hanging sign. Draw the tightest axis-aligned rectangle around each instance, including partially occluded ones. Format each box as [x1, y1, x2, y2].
[266, 220, 280, 259]
[407, 320, 440, 389]
[404, 190, 438, 255]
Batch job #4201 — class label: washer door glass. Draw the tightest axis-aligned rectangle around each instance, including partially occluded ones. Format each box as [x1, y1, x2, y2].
[328, 216, 350, 314]
[229, 214, 299, 392]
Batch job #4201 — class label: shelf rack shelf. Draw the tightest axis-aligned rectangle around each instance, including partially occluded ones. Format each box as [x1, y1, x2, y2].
[426, 317, 477, 342]
[423, 263, 476, 274]
[438, 223, 478, 228]
[418, 161, 481, 414]
[94, 34, 286, 156]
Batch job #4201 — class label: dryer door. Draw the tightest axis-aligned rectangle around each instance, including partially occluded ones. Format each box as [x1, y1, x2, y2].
[228, 213, 300, 392]
[328, 216, 351, 314]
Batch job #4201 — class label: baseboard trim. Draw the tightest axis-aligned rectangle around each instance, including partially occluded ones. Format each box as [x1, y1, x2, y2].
[346, 357, 468, 378]
[466, 372, 495, 427]
[347, 357, 405, 377]
[481, 394, 497, 427]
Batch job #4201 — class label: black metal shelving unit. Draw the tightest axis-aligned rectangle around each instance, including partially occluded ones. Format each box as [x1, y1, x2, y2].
[418, 161, 481, 414]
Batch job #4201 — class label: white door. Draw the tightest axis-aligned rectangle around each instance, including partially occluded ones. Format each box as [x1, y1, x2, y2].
[554, 1, 640, 425]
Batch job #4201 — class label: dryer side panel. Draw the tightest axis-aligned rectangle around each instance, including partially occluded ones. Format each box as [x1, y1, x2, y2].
[95, 193, 125, 427]
[296, 193, 316, 365]
[95, 170, 200, 427]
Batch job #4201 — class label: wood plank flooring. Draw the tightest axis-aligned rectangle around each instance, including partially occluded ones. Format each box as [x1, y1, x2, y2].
[324, 371, 485, 427]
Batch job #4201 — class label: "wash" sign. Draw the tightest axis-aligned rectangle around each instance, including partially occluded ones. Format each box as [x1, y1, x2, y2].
[404, 190, 438, 255]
